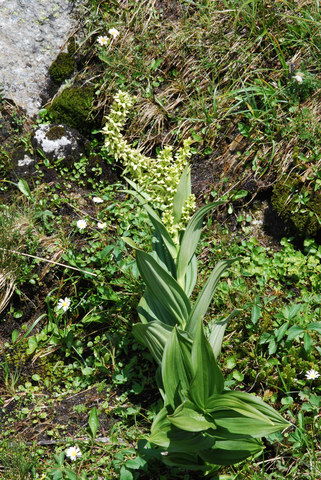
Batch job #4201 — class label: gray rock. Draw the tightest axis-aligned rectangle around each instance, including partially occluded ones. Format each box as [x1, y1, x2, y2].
[13, 152, 37, 179]
[0, 0, 82, 116]
[32, 124, 88, 165]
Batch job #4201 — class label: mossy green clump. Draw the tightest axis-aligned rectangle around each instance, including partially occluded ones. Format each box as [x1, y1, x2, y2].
[47, 86, 95, 135]
[49, 52, 75, 84]
[271, 174, 321, 237]
[46, 125, 66, 141]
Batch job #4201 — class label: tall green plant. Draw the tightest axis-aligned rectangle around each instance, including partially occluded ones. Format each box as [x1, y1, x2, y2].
[124, 170, 289, 473]
[102, 91, 196, 240]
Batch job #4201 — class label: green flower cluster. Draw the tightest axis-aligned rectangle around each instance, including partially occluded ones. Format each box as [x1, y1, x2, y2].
[102, 91, 196, 238]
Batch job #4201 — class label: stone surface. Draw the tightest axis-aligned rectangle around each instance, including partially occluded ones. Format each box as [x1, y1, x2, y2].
[32, 123, 88, 164]
[0, 0, 82, 116]
[15, 154, 36, 178]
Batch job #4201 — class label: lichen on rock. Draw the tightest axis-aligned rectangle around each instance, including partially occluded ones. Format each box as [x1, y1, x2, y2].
[32, 123, 89, 167]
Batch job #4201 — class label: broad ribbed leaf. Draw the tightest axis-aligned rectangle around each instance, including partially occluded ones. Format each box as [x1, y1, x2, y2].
[161, 452, 208, 471]
[150, 411, 215, 453]
[173, 165, 191, 224]
[176, 201, 225, 286]
[189, 320, 224, 410]
[168, 403, 216, 432]
[149, 407, 171, 448]
[184, 254, 198, 298]
[132, 321, 173, 364]
[199, 436, 262, 465]
[152, 230, 177, 277]
[138, 289, 178, 326]
[167, 429, 215, 454]
[206, 391, 289, 437]
[162, 327, 193, 408]
[208, 310, 241, 359]
[136, 250, 191, 328]
[187, 259, 237, 337]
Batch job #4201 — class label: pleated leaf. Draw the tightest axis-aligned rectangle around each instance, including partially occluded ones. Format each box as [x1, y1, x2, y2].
[161, 452, 208, 471]
[152, 230, 177, 277]
[176, 201, 225, 286]
[168, 403, 216, 432]
[136, 250, 191, 329]
[138, 289, 178, 326]
[167, 429, 215, 454]
[184, 254, 198, 298]
[162, 327, 193, 408]
[189, 320, 224, 410]
[208, 309, 242, 359]
[187, 259, 238, 338]
[149, 406, 172, 448]
[124, 178, 178, 259]
[206, 391, 289, 437]
[132, 321, 174, 364]
[199, 437, 262, 466]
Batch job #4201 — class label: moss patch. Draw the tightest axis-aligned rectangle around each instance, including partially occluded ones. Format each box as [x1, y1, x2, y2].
[47, 86, 96, 135]
[49, 52, 75, 84]
[271, 174, 321, 237]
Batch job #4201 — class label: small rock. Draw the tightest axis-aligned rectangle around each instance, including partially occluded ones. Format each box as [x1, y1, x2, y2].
[32, 124, 89, 166]
[14, 152, 36, 179]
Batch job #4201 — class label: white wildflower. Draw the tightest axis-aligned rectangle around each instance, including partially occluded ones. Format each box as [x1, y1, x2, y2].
[93, 197, 103, 204]
[57, 297, 71, 312]
[66, 446, 82, 461]
[108, 27, 120, 38]
[294, 74, 303, 83]
[97, 36, 109, 46]
[97, 222, 107, 229]
[306, 369, 320, 380]
[77, 219, 87, 230]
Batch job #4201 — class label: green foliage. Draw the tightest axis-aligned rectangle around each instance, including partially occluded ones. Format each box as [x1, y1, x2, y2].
[125, 172, 288, 473]
[0, 441, 37, 479]
[47, 86, 96, 134]
[49, 52, 75, 84]
[271, 173, 321, 237]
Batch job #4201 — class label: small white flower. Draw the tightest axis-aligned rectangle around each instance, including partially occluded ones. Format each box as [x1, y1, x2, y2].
[294, 74, 303, 83]
[97, 36, 109, 46]
[57, 297, 71, 312]
[108, 27, 119, 38]
[77, 219, 87, 230]
[97, 222, 107, 229]
[66, 446, 82, 461]
[93, 197, 103, 204]
[306, 369, 320, 380]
